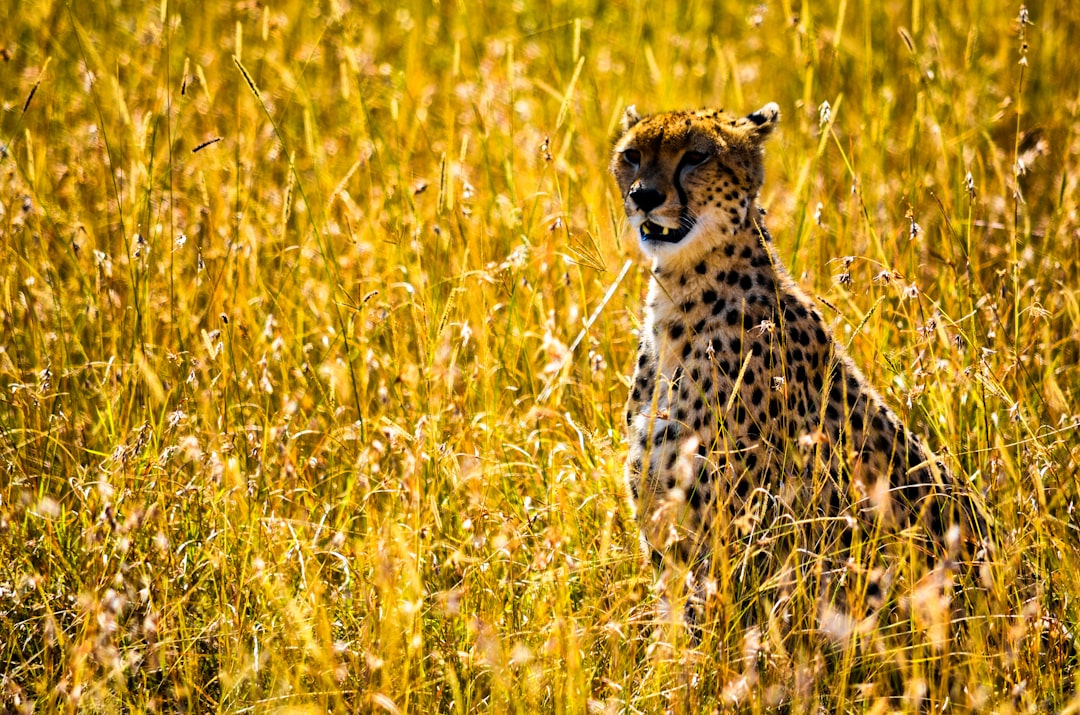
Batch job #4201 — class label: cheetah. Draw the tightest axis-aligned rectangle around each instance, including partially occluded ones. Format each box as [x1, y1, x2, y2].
[611, 103, 988, 633]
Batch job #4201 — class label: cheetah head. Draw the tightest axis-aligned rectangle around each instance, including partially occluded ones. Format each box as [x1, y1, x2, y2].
[611, 103, 780, 264]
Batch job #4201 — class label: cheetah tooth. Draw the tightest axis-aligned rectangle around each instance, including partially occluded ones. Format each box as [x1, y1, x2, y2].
[662, 227, 669, 236]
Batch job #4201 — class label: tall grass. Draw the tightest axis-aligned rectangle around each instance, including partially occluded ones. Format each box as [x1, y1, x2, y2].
[1, 0, 1078, 711]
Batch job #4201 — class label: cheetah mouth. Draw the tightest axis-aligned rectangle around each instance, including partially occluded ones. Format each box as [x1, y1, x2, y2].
[640, 220, 693, 244]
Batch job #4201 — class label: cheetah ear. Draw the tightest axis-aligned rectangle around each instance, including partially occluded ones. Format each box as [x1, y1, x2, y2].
[621, 105, 643, 133]
[743, 102, 781, 141]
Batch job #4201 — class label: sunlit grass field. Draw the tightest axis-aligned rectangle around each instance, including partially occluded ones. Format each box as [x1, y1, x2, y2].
[2, 0, 1079, 711]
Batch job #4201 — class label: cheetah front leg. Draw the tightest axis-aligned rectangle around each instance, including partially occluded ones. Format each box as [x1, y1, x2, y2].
[626, 400, 717, 634]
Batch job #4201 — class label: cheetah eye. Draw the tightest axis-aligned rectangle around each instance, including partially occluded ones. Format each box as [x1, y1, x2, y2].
[621, 148, 642, 167]
[683, 150, 709, 167]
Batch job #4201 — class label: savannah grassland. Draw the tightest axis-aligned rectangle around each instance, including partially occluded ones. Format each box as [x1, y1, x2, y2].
[2, 0, 1080, 712]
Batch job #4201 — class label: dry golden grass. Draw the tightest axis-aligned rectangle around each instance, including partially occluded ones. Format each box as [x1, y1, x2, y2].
[1, 1, 1079, 712]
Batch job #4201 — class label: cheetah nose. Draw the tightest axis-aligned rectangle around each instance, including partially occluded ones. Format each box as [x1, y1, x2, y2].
[628, 186, 666, 213]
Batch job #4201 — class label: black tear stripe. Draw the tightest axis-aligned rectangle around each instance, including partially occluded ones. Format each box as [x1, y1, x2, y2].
[673, 153, 694, 206]
[665, 154, 701, 233]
